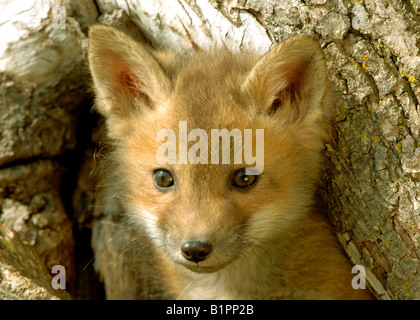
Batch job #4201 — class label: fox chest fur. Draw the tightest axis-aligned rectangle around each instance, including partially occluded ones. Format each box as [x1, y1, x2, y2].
[88, 25, 372, 300]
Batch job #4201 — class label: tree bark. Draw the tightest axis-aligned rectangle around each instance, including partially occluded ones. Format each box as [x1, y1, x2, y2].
[0, 0, 418, 299]
[0, 0, 98, 298]
[0, 223, 71, 299]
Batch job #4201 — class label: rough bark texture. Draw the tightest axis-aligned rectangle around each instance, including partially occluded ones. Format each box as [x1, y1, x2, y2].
[0, 0, 418, 299]
[0, 223, 71, 299]
[0, 160, 74, 280]
[0, 0, 99, 298]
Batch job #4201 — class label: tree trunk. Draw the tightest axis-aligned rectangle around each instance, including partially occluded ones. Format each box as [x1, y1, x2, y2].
[0, 0, 98, 298]
[0, 0, 418, 299]
[0, 222, 71, 299]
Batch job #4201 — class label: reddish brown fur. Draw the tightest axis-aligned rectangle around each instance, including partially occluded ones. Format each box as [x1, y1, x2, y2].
[89, 25, 373, 299]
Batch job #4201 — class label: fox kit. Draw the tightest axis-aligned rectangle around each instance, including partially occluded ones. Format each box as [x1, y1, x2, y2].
[88, 25, 372, 300]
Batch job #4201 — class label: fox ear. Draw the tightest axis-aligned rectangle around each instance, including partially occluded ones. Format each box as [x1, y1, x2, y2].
[241, 36, 329, 125]
[88, 25, 171, 120]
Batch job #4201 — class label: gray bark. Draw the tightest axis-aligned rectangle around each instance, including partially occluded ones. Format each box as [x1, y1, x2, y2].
[0, 0, 418, 299]
[0, 222, 71, 299]
[0, 0, 98, 298]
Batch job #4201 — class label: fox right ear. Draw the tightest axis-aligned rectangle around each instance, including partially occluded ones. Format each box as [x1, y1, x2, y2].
[88, 25, 171, 120]
[241, 35, 329, 127]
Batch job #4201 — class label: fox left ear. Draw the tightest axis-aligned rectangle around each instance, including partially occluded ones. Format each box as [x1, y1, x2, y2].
[88, 25, 171, 120]
[241, 35, 329, 125]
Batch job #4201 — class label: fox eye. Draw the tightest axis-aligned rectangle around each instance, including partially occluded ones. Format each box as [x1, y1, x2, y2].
[231, 168, 257, 189]
[153, 169, 174, 189]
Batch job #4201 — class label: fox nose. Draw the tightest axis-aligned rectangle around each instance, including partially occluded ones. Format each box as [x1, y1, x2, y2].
[181, 241, 212, 263]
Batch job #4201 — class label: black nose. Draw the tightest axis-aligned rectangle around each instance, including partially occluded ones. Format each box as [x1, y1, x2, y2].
[181, 241, 212, 263]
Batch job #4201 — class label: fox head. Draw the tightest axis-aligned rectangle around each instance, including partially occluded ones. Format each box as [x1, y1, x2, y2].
[89, 25, 331, 274]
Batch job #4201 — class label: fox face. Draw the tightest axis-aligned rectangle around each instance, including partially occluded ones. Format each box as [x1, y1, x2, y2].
[89, 26, 331, 288]
[117, 115, 299, 274]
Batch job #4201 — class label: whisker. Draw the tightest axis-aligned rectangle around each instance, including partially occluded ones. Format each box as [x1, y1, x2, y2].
[177, 274, 196, 300]
[81, 256, 95, 273]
